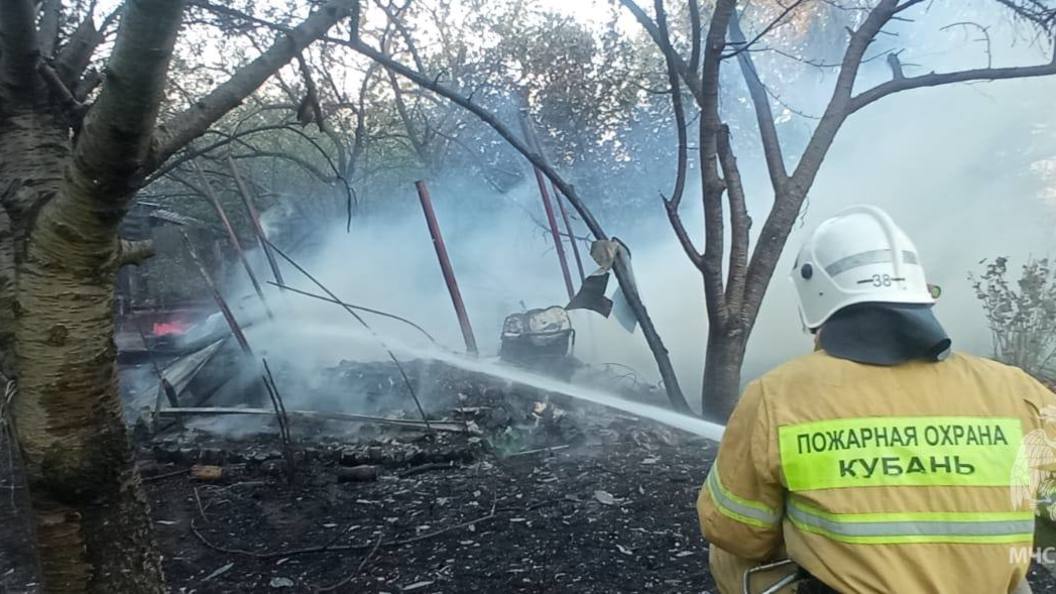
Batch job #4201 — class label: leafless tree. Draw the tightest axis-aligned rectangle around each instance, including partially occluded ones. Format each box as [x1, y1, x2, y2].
[622, 0, 1056, 420]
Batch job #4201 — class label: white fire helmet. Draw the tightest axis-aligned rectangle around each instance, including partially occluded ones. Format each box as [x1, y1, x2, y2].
[791, 205, 935, 330]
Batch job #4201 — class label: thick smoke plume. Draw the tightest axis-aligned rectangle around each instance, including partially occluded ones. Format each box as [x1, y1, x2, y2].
[217, 1, 1055, 415]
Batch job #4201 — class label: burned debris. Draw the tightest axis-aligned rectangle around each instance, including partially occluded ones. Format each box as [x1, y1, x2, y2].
[125, 327, 714, 592]
[108, 202, 716, 591]
[499, 306, 577, 379]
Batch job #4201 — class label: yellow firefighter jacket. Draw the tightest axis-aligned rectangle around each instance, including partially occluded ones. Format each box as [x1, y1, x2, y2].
[697, 351, 1056, 594]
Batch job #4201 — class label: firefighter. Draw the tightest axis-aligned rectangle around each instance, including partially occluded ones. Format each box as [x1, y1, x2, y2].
[697, 205, 1055, 593]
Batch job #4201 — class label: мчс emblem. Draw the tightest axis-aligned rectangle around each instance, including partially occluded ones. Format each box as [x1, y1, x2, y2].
[1011, 406, 1056, 519]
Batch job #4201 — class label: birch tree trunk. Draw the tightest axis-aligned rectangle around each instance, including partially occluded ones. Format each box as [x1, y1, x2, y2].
[0, 0, 358, 590]
[2, 1, 183, 587]
[7, 130, 166, 592]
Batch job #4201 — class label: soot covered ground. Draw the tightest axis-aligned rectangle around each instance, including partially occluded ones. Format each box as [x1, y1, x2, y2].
[145, 432, 717, 594]
[141, 437, 1056, 594]
[5, 359, 1056, 593]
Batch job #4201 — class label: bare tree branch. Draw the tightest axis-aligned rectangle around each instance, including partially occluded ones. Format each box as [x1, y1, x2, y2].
[376, 7, 437, 167]
[623, 0, 737, 323]
[893, 0, 929, 15]
[347, 68, 373, 180]
[38, 63, 88, 123]
[718, 126, 749, 313]
[145, 123, 298, 184]
[384, 51, 430, 165]
[664, 201, 706, 271]
[654, 0, 703, 271]
[430, 127, 518, 193]
[187, 0, 290, 32]
[728, 12, 788, 191]
[698, 0, 739, 323]
[738, 0, 905, 327]
[69, 0, 186, 201]
[54, 7, 123, 88]
[229, 150, 336, 181]
[74, 66, 102, 102]
[850, 52, 1056, 112]
[0, 0, 43, 105]
[337, 35, 605, 237]
[721, 0, 809, 60]
[753, 45, 894, 71]
[38, 0, 62, 58]
[940, 21, 992, 69]
[656, 1, 689, 212]
[617, 0, 705, 104]
[375, 0, 427, 73]
[294, 52, 357, 227]
[154, 0, 357, 171]
[688, 0, 703, 75]
[698, 114, 727, 321]
[993, 0, 1056, 30]
[55, 19, 101, 82]
[789, 0, 901, 191]
[294, 56, 324, 128]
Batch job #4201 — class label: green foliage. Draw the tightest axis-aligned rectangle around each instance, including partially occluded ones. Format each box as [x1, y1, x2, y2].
[972, 257, 1056, 380]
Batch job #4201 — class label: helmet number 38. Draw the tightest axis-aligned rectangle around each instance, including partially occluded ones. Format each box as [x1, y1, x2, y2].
[865, 274, 905, 288]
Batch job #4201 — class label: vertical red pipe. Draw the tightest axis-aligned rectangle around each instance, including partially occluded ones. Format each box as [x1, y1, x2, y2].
[195, 164, 273, 320]
[551, 181, 586, 282]
[532, 167, 575, 301]
[228, 156, 285, 288]
[415, 180, 478, 355]
[181, 232, 253, 355]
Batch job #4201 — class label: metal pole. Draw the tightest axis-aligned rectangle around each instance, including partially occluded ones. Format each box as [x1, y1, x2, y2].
[193, 162, 274, 319]
[516, 104, 576, 298]
[551, 181, 586, 282]
[414, 180, 478, 355]
[227, 156, 285, 288]
[181, 231, 253, 355]
[532, 167, 575, 301]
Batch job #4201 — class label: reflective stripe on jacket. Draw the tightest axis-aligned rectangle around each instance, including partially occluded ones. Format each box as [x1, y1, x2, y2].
[697, 351, 1056, 594]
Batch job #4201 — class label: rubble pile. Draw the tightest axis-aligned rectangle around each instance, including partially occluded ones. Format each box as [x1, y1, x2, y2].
[117, 355, 731, 593]
[142, 356, 670, 458]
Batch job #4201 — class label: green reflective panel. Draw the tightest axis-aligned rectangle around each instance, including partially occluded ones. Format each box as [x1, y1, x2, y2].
[778, 416, 1023, 491]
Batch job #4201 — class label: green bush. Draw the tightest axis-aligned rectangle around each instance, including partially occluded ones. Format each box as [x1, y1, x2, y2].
[971, 257, 1056, 381]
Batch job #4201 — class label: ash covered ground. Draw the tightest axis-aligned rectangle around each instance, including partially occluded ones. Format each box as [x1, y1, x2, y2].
[146, 436, 716, 593]
[5, 358, 1056, 593]
[138, 357, 720, 593]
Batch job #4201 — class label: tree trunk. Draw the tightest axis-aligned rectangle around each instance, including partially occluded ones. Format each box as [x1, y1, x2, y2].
[4, 116, 164, 593]
[0, 0, 359, 589]
[701, 323, 748, 423]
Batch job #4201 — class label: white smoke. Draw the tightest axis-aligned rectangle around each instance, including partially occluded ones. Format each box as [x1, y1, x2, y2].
[212, 0, 1056, 415]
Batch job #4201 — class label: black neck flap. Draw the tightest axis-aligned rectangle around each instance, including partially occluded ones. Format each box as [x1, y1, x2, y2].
[819, 302, 951, 366]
